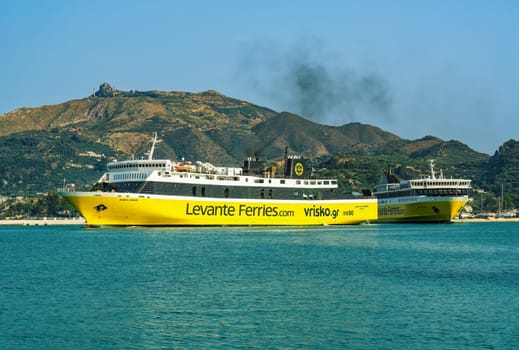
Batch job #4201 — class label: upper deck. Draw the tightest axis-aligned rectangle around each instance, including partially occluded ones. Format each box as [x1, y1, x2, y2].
[374, 160, 472, 195]
[100, 133, 341, 191]
[103, 158, 339, 190]
[375, 178, 472, 193]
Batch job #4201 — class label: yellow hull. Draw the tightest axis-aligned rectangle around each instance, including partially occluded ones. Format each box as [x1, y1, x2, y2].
[377, 196, 468, 223]
[60, 192, 378, 226]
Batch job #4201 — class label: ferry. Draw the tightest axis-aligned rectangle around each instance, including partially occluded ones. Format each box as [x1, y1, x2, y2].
[373, 160, 471, 223]
[59, 134, 377, 226]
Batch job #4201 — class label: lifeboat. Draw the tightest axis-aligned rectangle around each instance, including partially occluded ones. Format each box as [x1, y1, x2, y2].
[174, 164, 193, 172]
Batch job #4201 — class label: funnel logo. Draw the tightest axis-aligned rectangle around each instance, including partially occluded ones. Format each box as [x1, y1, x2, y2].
[294, 162, 304, 177]
[95, 204, 108, 212]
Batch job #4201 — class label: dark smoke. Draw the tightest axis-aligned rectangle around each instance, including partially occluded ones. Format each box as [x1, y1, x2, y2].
[235, 40, 392, 124]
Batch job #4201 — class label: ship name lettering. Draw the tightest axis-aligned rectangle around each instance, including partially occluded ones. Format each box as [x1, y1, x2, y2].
[379, 206, 403, 216]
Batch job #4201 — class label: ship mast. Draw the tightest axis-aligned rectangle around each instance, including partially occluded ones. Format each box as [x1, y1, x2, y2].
[147, 132, 161, 160]
[429, 159, 436, 179]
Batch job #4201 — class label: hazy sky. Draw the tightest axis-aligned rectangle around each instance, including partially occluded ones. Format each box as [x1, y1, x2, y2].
[1, 0, 517, 154]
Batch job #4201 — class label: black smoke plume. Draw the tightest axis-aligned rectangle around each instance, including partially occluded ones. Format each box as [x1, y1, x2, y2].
[236, 39, 392, 125]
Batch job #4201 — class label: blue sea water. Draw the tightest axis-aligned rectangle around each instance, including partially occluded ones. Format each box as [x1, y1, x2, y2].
[1, 223, 519, 349]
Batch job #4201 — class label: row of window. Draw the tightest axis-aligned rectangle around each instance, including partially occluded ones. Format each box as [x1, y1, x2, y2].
[113, 173, 147, 180]
[190, 186, 316, 199]
[182, 174, 336, 186]
[108, 163, 166, 170]
[410, 181, 470, 188]
[113, 172, 338, 187]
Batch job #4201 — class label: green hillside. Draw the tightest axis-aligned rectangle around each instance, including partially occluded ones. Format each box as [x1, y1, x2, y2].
[479, 140, 519, 208]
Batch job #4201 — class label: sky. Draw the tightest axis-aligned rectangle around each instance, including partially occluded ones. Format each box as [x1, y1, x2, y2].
[1, 0, 518, 155]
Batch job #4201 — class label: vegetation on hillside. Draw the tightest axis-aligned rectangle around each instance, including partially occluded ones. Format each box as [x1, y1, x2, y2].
[480, 140, 519, 210]
[0, 193, 76, 219]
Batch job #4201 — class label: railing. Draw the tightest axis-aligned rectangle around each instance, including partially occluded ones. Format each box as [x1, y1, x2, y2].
[57, 184, 77, 193]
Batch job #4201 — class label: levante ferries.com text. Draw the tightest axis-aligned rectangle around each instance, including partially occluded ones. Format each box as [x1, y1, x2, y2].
[185, 203, 354, 219]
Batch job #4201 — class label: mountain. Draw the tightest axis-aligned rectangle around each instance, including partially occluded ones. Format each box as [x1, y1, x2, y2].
[479, 140, 519, 208]
[0, 85, 404, 162]
[0, 83, 511, 209]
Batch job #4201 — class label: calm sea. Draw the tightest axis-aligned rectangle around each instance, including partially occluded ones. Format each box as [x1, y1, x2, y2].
[1, 223, 518, 349]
